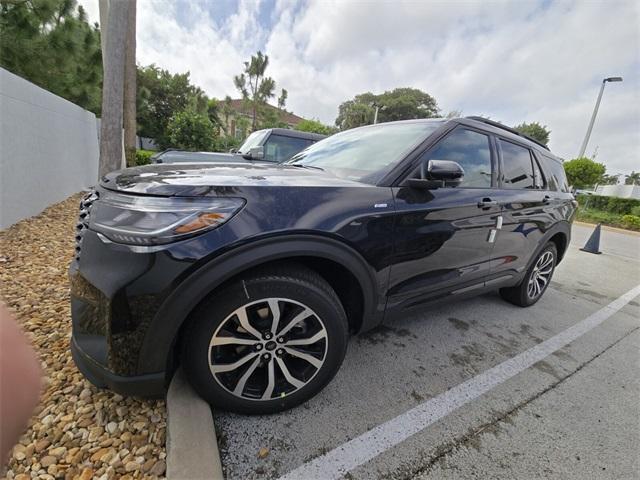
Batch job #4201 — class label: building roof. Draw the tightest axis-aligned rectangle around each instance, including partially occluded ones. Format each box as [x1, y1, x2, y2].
[228, 99, 307, 126]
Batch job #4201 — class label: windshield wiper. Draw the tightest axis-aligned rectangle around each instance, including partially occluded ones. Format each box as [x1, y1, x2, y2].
[288, 164, 324, 171]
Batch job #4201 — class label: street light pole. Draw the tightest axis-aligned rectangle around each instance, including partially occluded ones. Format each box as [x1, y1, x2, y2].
[578, 76, 622, 158]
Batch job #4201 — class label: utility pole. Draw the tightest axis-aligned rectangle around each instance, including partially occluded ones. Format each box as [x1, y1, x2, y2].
[123, 0, 137, 167]
[578, 77, 622, 158]
[98, 0, 128, 178]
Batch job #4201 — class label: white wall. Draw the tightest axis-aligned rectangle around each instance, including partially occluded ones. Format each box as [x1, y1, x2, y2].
[595, 184, 640, 200]
[0, 68, 99, 229]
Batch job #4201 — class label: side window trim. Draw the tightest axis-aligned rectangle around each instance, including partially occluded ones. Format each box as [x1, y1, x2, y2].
[405, 126, 497, 189]
[490, 134, 502, 188]
[496, 137, 506, 187]
[530, 150, 549, 191]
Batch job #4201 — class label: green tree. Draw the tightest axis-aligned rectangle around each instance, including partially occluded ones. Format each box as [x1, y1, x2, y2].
[259, 107, 289, 129]
[277, 88, 288, 110]
[136, 64, 204, 148]
[215, 95, 235, 137]
[0, 0, 103, 113]
[296, 119, 336, 136]
[206, 98, 220, 126]
[335, 87, 438, 130]
[513, 122, 551, 146]
[563, 157, 606, 189]
[625, 171, 640, 186]
[335, 99, 376, 130]
[166, 110, 216, 151]
[600, 174, 620, 185]
[234, 51, 276, 130]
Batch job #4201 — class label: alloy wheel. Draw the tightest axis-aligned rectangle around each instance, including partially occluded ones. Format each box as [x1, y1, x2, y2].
[527, 251, 554, 299]
[208, 298, 328, 401]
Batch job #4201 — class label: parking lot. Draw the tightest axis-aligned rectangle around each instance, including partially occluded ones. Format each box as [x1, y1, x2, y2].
[214, 224, 640, 479]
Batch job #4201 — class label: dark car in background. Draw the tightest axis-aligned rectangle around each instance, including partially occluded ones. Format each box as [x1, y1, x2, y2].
[150, 128, 326, 164]
[70, 117, 575, 414]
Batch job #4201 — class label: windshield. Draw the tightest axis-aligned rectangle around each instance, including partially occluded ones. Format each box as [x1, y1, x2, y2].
[288, 121, 442, 184]
[237, 130, 269, 154]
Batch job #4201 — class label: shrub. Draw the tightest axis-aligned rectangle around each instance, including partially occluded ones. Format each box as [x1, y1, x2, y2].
[631, 205, 640, 217]
[296, 119, 337, 136]
[607, 196, 640, 214]
[621, 215, 640, 230]
[575, 194, 640, 215]
[214, 135, 241, 152]
[135, 149, 154, 165]
[166, 110, 216, 151]
[563, 157, 605, 189]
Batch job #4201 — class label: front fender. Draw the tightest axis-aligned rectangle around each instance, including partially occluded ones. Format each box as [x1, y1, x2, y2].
[137, 234, 381, 375]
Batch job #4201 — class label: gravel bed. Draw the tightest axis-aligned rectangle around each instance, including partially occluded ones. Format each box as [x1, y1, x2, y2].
[1, 194, 167, 480]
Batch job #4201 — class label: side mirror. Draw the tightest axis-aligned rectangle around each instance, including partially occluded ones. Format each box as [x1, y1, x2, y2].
[229, 148, 237, 153]
[407, 160, 464, 189]
[244, 146, 264, 160]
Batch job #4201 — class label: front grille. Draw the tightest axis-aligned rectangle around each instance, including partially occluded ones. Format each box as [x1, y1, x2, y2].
[75, 189, 99, 261]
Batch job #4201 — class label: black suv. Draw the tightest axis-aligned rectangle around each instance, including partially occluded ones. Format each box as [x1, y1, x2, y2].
[70, 117, 575, 414]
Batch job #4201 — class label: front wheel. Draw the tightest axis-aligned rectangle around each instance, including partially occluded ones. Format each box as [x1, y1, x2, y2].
[181, 264, 349, 414]
[499, 242, 557, 307]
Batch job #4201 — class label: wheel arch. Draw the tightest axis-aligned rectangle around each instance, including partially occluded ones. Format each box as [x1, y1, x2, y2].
[525, 220, 571, 273]
[548, 229, 569, 262]
[137, 234, 381, 378]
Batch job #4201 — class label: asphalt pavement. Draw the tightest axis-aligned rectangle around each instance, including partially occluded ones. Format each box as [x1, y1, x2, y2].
[214, 223, 640, 480]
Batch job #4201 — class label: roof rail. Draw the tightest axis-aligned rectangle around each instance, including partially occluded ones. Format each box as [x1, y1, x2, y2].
[466, 116, 550, 150]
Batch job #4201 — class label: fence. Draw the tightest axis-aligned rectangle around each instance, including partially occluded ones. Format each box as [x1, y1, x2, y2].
[0, 68, 99, 229]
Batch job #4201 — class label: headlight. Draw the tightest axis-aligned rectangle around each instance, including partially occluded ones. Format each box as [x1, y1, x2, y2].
[89, 191, 244, 245]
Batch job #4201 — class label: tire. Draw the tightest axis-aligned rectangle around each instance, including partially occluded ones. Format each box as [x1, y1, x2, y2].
[181, 263, 349, 414]
[499, 242, 557, 307]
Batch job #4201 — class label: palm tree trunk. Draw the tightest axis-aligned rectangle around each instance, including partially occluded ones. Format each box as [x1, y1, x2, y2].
[99, 0, 127, 178]
[123, 0, 137, 167]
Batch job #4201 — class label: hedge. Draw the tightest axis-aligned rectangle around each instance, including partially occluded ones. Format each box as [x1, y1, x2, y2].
[135, 149, 155, 166]
[622, 215, 640, 230]
[576, 194, 640, 215]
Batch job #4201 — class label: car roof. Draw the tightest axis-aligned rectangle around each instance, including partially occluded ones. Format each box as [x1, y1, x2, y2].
[267, 128, 327, 141]
[455, 117, 563, 162]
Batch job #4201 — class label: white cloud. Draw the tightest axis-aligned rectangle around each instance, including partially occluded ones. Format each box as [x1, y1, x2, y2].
[79, 0, 640, 175]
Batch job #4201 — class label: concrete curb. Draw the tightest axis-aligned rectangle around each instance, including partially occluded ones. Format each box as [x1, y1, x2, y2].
[166, 368, 224, 480]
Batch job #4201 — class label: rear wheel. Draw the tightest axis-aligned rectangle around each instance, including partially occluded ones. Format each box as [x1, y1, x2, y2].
[181, 264, 348, 414]
[499, 242, 557, 307]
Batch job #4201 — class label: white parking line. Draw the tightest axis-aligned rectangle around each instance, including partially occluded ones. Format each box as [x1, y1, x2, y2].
[278, 284, 640, 480]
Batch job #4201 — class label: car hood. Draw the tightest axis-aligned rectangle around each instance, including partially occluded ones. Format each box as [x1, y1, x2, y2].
[100, 163, 367, 196]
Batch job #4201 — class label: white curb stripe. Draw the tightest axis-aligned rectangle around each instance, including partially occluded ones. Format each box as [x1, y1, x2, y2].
[278, 284, 640, 480]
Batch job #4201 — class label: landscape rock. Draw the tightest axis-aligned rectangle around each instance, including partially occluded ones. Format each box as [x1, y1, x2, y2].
[0, 195, 167, 479]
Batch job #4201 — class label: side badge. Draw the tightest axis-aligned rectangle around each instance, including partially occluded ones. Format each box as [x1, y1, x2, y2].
[374, 203, 388, 208]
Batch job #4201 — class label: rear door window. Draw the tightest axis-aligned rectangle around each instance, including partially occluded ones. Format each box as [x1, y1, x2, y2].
[542, 155, 570, 192]
[499, 139, 535, 189]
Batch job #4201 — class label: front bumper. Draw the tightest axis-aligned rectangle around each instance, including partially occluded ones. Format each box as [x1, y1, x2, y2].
[69, 225, 191, 396]
[71, 337, 165, 396]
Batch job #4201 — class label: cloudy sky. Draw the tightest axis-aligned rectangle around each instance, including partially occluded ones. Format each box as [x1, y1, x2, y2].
[81, 0, 639, 175]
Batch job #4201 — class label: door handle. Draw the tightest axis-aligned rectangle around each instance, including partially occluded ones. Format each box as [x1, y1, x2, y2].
[477, 198, 499, 208]
[542, 195, 551, 204]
